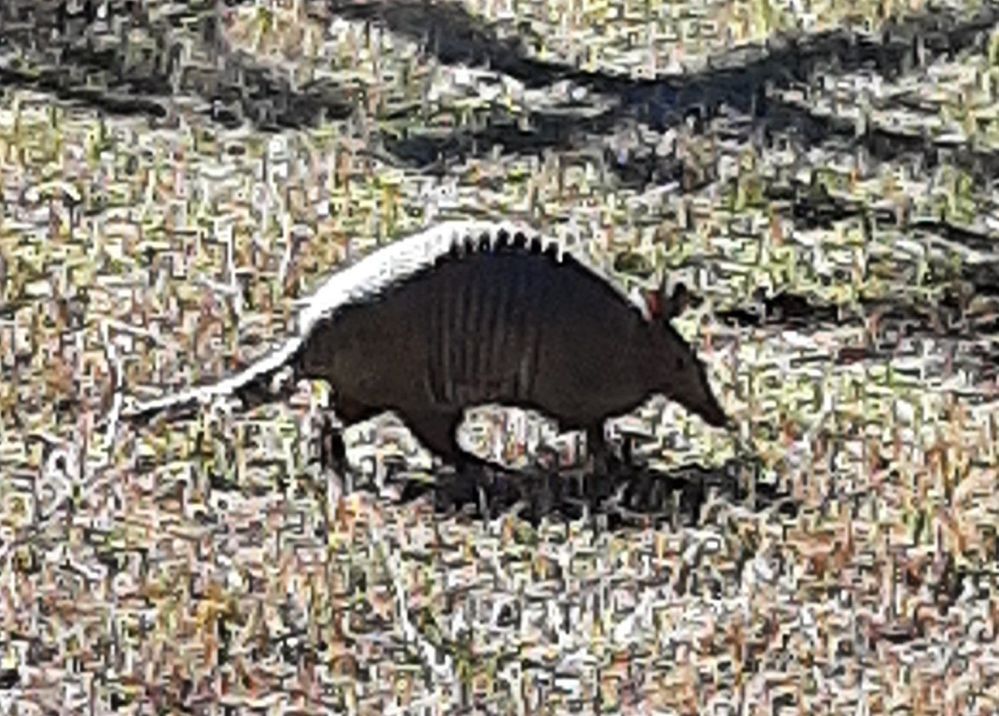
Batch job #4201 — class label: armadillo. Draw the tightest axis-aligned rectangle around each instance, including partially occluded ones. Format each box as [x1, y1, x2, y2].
[118, 220, 729, 475]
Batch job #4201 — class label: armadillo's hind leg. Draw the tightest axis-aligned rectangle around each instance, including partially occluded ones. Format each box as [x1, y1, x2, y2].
[321, 392, 378, 480]
[319, 414, 349, 477]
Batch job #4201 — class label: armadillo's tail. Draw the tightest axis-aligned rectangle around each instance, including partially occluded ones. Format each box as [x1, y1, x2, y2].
[115, 335, 308, 428]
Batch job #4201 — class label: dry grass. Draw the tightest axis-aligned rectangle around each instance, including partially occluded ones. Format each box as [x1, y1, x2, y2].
[1, 0, 998, 714]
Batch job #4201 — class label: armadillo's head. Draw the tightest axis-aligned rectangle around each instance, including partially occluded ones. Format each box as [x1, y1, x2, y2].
[656, 326, 728, 428]
[639, 281, 729, 429]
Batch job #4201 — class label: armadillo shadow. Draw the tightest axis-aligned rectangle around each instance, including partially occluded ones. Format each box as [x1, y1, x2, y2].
[391, 454, 799, 527]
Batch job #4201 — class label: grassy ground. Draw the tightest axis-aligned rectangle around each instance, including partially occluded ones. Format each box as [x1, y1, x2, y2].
[1, 0, 999, 714]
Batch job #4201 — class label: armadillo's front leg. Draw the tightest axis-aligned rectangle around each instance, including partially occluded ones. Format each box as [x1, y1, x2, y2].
[583, 423, 629, 505]
[405, 411, 500, 513]
[586, 425, 613, 477]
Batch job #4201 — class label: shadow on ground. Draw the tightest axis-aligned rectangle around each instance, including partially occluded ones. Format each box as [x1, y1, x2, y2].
[3, 1, 998, 173]
[349, 0, 999, 176]
[387, 455, 798, 527]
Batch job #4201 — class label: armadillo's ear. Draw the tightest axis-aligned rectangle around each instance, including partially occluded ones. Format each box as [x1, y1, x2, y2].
[629, 285, 657, 320]
[635, 276, 690, 321]
[641, 287, 664, 319]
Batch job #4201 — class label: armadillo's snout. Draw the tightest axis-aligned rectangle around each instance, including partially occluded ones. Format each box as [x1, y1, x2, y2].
[681, 368, 730, 429]
[672, 381, 729, 429]
[698, 394, 729, 428]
